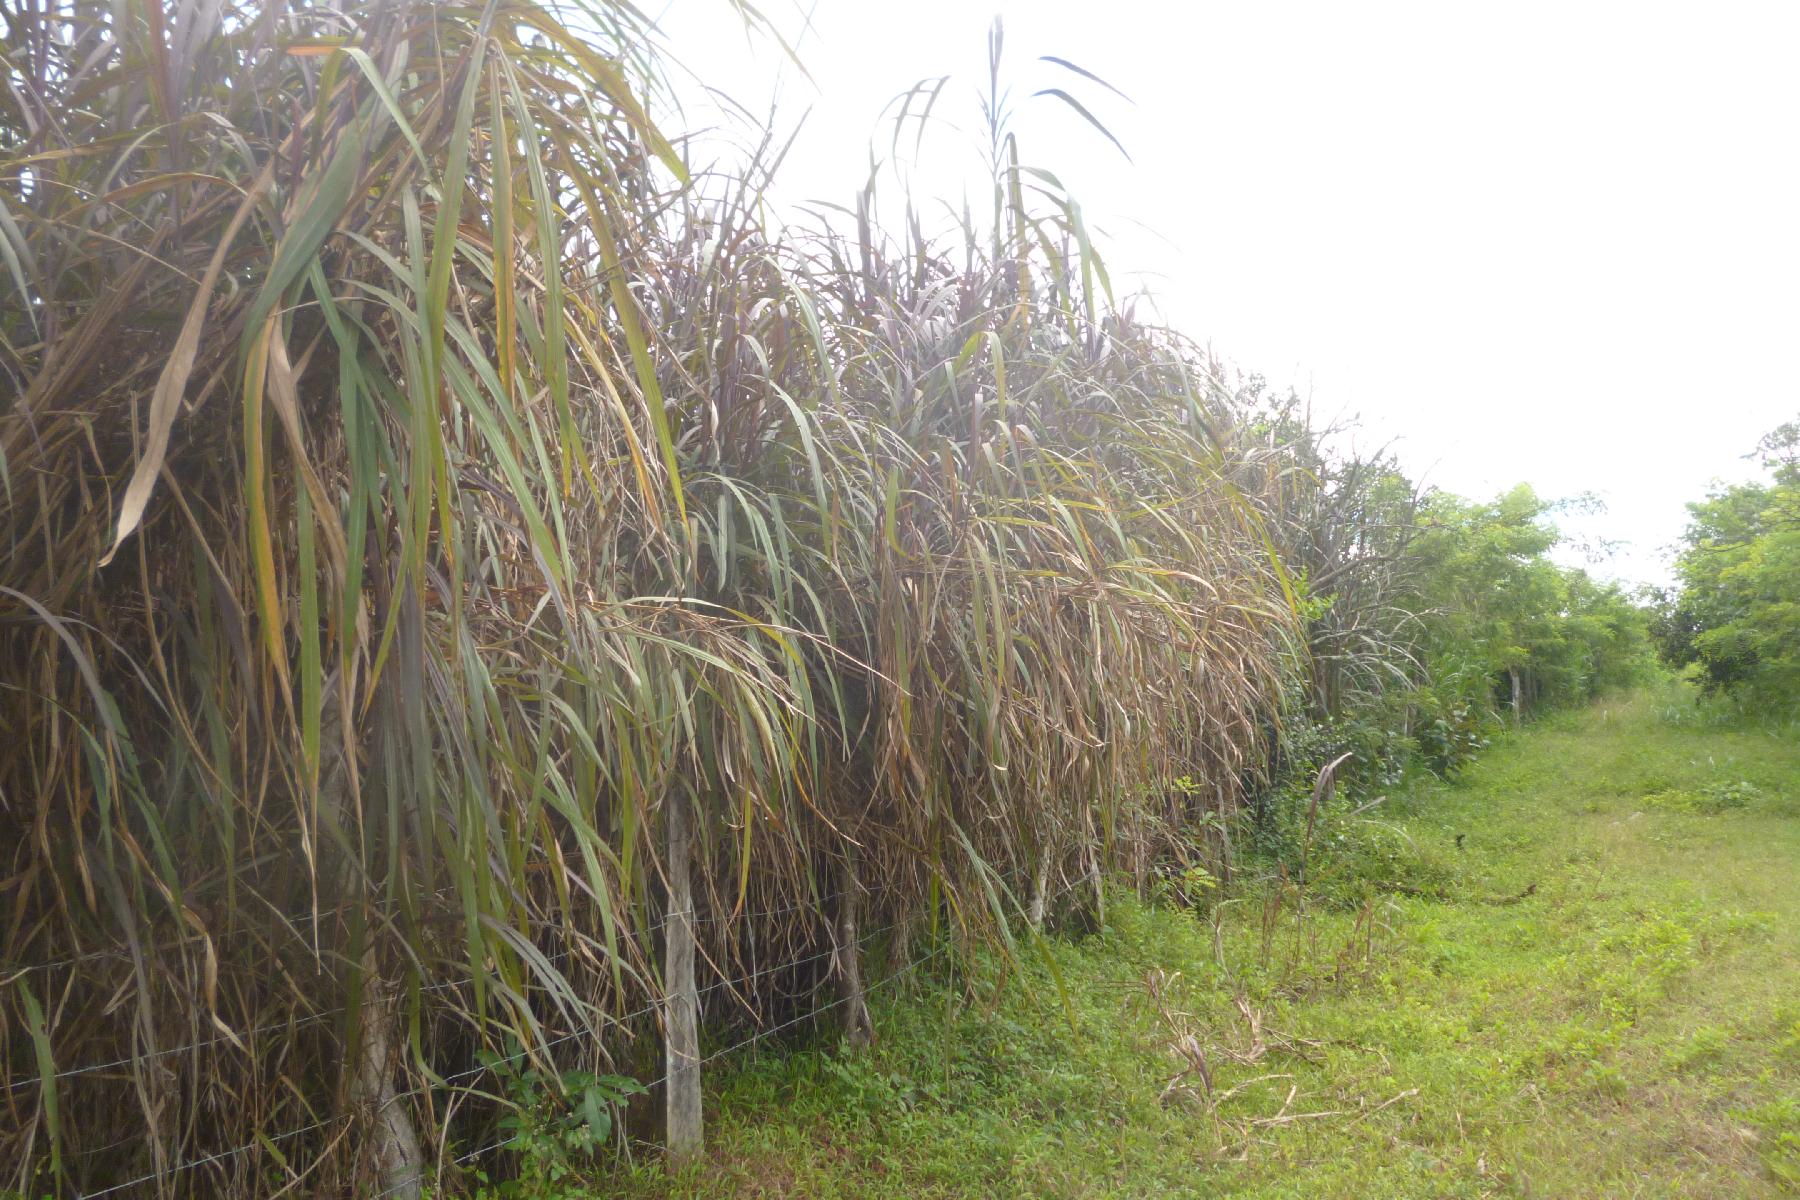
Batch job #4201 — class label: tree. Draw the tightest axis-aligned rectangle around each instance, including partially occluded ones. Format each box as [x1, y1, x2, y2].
[1662, 418, 1800, 707]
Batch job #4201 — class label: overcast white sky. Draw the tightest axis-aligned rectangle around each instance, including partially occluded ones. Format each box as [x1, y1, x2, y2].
[654, 0, 1800, 587]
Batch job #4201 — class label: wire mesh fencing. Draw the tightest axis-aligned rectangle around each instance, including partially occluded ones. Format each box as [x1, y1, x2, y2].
[8, 875, 1096, 1198]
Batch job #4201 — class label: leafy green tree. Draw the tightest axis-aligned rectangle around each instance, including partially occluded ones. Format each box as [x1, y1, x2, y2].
[1260, 423, 1654, 805]
[1383, 484, 1648, 720]
[1663, 419, 1800, 706]
[1413, 486, 1552, 713]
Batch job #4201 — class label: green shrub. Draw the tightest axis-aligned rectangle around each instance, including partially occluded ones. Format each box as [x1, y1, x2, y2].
[1739, 1095, 1800, 1188]
[476, 1055, 646, 1197]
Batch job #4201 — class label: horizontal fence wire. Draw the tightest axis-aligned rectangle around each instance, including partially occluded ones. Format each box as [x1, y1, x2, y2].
[436, 918, 898, 1089]
[370, 909, 987, 1200]
[77, 1116, 348, 1200]
[9, 885, 901, 1096]
[45, 874, 1089, 1198]
[3, 881, 889, 985]
[0, 887, 480, 980]
[16, 963, 524, 1099]
[668, 873, 1090, 1083]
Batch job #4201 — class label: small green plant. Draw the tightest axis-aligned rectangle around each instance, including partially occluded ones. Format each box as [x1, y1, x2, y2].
[1738, 1095, 1800, 1187]
[822, 1055, 928, 1116]
[1584, 1062, 1630, 1102]
[479, 1051, 645, 1195]
[1149, 861, 1220, 912]
[1667, 1023, 1730, 1071]
[1698, 779, 1764, 811]
[1298, 815, 1453, 908]
[1414, 697, 1491, 776]
[1643, 779, 1765, 814]
[1776, 1013, 1800, 1063]
[1151, 783, 1226, 912]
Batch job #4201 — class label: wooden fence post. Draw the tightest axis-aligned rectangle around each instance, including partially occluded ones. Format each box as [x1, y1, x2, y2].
[351, 949, 424, 1199]
[1027, 845, 1052, 932]
[1088, 850, 1107, 927]
[838, 854, 873, 1049]
[321, 690, 424, 1199]
[664, 789, 702, 1161]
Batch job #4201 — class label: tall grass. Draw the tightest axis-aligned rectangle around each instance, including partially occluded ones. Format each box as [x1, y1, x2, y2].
[0, 2, 1293, 1193]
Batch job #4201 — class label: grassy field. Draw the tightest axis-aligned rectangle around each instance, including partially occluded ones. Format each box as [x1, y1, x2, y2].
[601, 688, 1800, 1198]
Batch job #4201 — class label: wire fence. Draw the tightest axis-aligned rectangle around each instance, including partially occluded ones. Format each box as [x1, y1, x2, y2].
[6, 884, 901, 1099]
[0, 884, 882, 984]
[370, 916, 972, 1200]
[16, 875, 1089, 1199]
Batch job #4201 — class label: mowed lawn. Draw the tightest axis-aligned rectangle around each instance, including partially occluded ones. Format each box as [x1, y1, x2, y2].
[605, 689, 1800, 1199]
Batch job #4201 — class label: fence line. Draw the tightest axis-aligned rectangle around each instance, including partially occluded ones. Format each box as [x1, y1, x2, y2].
[9, 885, 902, 1096]
[40, 874, 1087, 1198]
[78, 1116, 348, 1200]
[371, 913, 977, 1200]
[695, 938, 950, 1072]
[2, 884, 892, 994]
